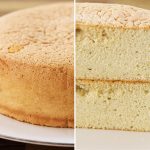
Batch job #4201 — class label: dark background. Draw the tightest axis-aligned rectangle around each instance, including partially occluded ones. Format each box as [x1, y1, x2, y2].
[0, 138, 73, 150]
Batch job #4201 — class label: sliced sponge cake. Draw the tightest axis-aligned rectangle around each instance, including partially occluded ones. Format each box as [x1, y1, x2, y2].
[76, 3, 150, 81]
[76, 3, 150, 131]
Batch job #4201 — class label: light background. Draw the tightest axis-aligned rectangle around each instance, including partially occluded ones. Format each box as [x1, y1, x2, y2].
[0, 0, 72, 16]
[77, 0, 150, 9]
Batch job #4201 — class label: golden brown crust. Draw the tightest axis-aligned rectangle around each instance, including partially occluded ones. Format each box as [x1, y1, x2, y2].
[0, 56, 74, 128]
[0, 103, 74, 128]
[0, 3, 74, 128]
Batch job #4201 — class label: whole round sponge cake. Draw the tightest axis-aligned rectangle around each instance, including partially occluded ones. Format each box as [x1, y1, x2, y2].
[0, 3, 74, 127]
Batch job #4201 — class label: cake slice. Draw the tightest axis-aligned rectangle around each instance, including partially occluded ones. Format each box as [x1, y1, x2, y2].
[76, 3, 150, 81]
[77, 80, 150, 131]
[76, 3, 150, 131]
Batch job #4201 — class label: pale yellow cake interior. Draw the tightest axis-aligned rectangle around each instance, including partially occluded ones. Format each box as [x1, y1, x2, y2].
[77, 80, 150, 131]
[76, 3, 150, 131]
[77, 26, 150, 81]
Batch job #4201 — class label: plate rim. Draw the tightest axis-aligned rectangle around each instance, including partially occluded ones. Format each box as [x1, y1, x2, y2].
[0, 133, 74, 147]
[0, 114, 74, 147]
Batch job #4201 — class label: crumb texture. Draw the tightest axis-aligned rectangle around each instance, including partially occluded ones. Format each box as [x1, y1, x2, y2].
[77, 80, 150, 131]
[76, 3, 150, 81]
[76, 26, 150, 80]
[76, 3, 150, 131]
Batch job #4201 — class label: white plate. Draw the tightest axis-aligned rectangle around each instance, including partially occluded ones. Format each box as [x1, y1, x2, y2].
[76, 128, 150, 150]
[0, 114, 74, 147]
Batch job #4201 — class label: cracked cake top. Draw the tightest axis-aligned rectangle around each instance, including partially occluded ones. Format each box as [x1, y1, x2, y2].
[0, 3, 74, 68]
[77, 3, 150, 28]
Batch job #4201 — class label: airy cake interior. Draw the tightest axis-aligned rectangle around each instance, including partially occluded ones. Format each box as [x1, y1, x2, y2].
[77, 80, 150, 131]
[76, 25, 150, 81]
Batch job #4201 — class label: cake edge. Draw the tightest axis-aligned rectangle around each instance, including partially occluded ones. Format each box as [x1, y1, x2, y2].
[0, 104, 74, 128]
[76, 23, 150, 31]
[77, 79, 150, 84]
[76, 125, 149, 132]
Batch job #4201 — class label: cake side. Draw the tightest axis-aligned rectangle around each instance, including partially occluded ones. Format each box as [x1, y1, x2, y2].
[0, 104, 74, 127]
[77, 3, 150, 29]
[0, 59, 74, 127]
[77, 80, 150, 131]
[76, 24, 150, 80]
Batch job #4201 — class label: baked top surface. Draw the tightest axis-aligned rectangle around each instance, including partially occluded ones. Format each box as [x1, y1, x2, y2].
[77, 3, 150, 28]
[0, 3, 73, 67]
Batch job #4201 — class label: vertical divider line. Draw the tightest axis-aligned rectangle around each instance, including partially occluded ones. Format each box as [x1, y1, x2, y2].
[74, 0, 76, 148]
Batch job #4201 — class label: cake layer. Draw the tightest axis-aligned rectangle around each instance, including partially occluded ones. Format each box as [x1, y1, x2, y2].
[0, 3, 74, 128]
[77, 80, 150, 131]
[76, 3, 150, 81]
